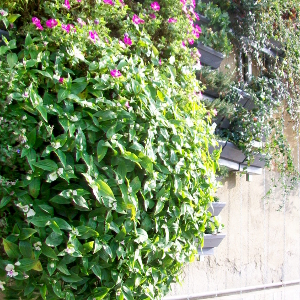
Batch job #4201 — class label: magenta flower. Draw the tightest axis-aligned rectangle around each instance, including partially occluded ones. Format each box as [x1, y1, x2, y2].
[188, 38, 194, 45]
[94, 19, 100, 25]
[123, 34, 132, 46]
[194, 12, 199, 20]
[180, 0, 186, 4]
[46, 19, 58, 28]
[192, 29, 199, 38]
[77, 0, 82, 2]
[150, 2, 160, 11]
[103, 0, 114, 5]
[192, 0, 196, 7]
[77, 18, 86, 27]
[110, 70, 122, 77]
[149, 13, 156, 19]
[59, 77, 64, 83]
[132, 14, 145, 24]
[119, 0, 124, 4]
[62, 24, 71, 33]
[194, 24, 202, 33]
[168, 18, 177, 23]
[32, 17, 41, 25]
[125, 101, 130, 108]
[182, 41, 186, 48]
[213, 109, 218, 116]
[63, 0, 71, 10]
[119, 40, 126, 49]
[32, 17, 44, 30]
[89, 30, 99, 42]
[159, 59, 162, 65]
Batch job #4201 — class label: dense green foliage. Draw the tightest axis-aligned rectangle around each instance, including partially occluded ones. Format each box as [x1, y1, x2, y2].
[0, 0, 219, 299]
[199, 0, 300, 194]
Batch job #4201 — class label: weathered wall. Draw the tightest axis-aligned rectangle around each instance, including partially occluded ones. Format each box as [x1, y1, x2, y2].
[167, 133, 300, 298]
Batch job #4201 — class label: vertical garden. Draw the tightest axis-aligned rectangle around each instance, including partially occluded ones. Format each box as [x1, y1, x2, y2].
[0, 0, 219, 299]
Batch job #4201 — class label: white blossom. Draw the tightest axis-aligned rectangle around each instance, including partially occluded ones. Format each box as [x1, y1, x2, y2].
[27, 209, 36, 218]
[0, 281, 5, 291]
[15, 261, 21, 266]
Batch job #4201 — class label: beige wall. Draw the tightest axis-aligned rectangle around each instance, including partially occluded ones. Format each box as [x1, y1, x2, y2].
[168, 135, 300, 298]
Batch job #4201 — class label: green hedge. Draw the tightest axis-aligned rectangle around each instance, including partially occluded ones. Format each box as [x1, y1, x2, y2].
[0, 0, 219, 299]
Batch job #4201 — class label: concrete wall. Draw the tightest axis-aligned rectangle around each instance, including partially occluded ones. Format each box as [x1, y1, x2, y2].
[167, 132, 300, 298]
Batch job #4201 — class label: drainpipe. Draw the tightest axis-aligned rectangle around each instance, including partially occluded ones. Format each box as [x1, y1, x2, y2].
[163, 280, 300, 300]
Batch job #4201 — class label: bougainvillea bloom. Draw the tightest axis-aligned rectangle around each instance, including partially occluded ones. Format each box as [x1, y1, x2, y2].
[89, 30, 99, 42]
[168, 18, 177, 23]
[110, 70, 122, 77]
[62, 24, 71, 33]
[194, 24, 202, 33]
[64, 0, 71, 10]
[150, 2, 160, 11]
[123, 34, 132, 46]
[132, 14, 145, 24]
[188, 38, 194, 45]
[103, 0, 114, 5]
[149, 13, 156, 19]
[46, 19, 58, 28]
[77, 18, 86, 27]
[32, 17, 41, 25]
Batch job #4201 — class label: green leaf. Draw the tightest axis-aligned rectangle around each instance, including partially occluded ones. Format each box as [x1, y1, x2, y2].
[0, 46, 9, 55]
[30, 216, 50, 227]
[83, 241, 94, 253]
[36, 104, 47, 122]
[71, 82, 87, 95]
[24, 281, 35, 296]
[19, 241, 33, 258]
[47, 261, 57, 276]
[97, 140, 108, 162]
[58, 89, 70, 102]
[73, 195, 89, 210]
[3, 238, 20, 259]
[7, 14, 20, 23]
[19, 259, 43, 272]
[89, 287, 110, 300]
[123, 151, 141, 163]
[42, 244, 58, 260]
[123, 286, 134, 300]
[135, 228, 148, 243]
[50, 195, 72, 204]
[55, 149, 67, 167]
[46, 232, 64, 247]
[157, 90, 164, 101]
[27, 128, 36, 147]
[25, 33, 33, 47]
[38, 204, 54, 216]
[96, 179, 115, 200]
[62, 273, 82, 283]
[29, 178, 40, 198]
[19, 228, 37, 240]
[154, 200, 164, 215]
[91, 265, 102, 279]
[0, 196, 11, 209]
[7, 53, 18, 68]
[33, 159, 58, 172]
[57, 264, 71, 275]
[132, 80, 141, 94]
[130, 177, 141, 194]
[52, 218, 72, 231]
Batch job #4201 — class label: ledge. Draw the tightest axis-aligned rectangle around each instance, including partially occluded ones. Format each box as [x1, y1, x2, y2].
[196, 42, 224, 69]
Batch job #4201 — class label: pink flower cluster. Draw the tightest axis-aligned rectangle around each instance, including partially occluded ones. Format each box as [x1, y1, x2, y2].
[151, 2, 160, 11]
[132, 14, 145, 24]
[103, 0, 114, 5]
[123, 34, 132, 46]
[32, 17, 43, 30]
[110, 70, 122, 77]
[89, 30, 100, 42]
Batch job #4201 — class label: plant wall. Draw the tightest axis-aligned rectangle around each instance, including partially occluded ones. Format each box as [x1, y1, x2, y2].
[0, 0, 219, 299]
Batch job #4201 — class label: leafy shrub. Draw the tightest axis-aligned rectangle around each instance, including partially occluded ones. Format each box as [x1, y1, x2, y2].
[0, 0, 219, 299]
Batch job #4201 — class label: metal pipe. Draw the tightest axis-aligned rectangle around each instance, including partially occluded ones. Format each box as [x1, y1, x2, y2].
[163, 280, 300, 300]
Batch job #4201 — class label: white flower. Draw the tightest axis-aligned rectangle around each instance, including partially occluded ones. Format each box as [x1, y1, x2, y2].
[48, 172, 58, 182]
[15, 261, 21, 266]
[117, 179, 123, 184]
[72, 190, 77, 196]
[5, 264, 18, 277]
[27, 209, 36, 218]
[57, 168, 64, 176]
[0, 281, 5, 291]
[5, 264, 14, 272]
[50, 263, 55, 268]
[65, 246, 75, 254]
[23, 274, 29, 279]
[34, 241, 42, 250]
